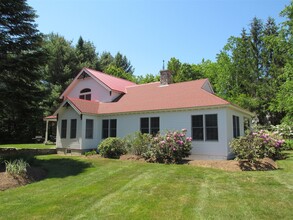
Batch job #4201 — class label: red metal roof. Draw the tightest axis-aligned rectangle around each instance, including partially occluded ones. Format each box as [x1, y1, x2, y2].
[67, 97, 100, 115]
[85, 68, 136, 93]
[62, 79, 230, 115]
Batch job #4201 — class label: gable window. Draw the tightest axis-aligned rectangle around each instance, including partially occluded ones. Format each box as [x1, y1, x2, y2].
[61, 120, 67, 139]
[140, 117, 160, 135]
[233, 115, 240, 138]
[85, 119, 93, 139]
[70, 119, 77, 139]
[102, 119, 117, 139]
[191, 114, 218, 141]
[79, 88, 91, 100]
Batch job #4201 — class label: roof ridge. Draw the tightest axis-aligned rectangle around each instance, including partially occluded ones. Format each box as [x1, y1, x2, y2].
[85, 68, 136, 85]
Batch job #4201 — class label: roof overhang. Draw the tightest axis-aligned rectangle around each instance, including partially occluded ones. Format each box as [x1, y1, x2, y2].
[60, 68, 116, 99]
[53, 99, 82, 116]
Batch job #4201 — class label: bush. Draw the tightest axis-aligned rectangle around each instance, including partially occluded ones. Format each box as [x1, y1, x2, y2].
[98, 137, 126, 159]
[230, 130, 286, 162]
[5, 159, 30, 176]
[270, 123, 293, 139]
[142, 129, 192, 164]
[124, 132, 152, 155]
[283, 139, 293, 150]
[84, 150, 97, 156]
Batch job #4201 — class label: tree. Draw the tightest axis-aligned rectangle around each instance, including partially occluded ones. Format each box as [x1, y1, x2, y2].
[0, 0, 46, 143]
[76, 36, 99, 70]
[40, 33, 79, 116]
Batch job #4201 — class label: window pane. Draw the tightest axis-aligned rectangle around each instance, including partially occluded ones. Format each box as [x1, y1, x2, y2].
[151, 117, 159, 128]
[80, 88, 91, 93]
[141, 128, 149, 134]
[140, 118, 149, 134]
[85, 119, 93, 139]
[102, 120, 109, 139]
[70, 119, 77, 139]
[205, 114, 217, 127]
[61, 120, 67, 139]
[79, 95, 85, 100]
[192, 115, 203, 127]
[85, 94, 91, 100]
[192, 128, 204, 140]
[206, 128, 218, 140]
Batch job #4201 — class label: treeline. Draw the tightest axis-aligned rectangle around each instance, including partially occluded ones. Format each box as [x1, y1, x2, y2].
[0, 0, 292, 143]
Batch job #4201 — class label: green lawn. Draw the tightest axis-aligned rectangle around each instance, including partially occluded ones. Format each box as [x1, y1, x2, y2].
[0, 143, 55, 149]
[0, 153, 292, 219]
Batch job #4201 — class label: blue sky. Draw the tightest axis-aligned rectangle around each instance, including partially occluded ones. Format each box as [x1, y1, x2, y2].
[27, 0, 290, 76]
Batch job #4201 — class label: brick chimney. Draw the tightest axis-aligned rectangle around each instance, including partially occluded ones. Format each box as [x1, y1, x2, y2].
[160, 70, 172, 85]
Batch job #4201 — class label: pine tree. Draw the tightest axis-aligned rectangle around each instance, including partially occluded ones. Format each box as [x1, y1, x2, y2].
[0, 0, 46, 143]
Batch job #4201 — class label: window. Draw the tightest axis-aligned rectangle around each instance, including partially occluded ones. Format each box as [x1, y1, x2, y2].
[192, 115, 204, 140]
[191, 114, 218, 141]
[205, 114, 218, 140]
[79, 88, 91, 100]
[140, 118, 149, 134]
[140, 117, 160, 135]
[233, 115, 240, 138]
[85, 119, 93, 139]
[61, 120, 67, 139]
[150, 117, 160, 135]
[70, 119, 77, 139]
[102, 119, 117, 139]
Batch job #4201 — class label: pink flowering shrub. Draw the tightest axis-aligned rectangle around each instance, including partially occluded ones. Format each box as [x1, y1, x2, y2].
[142, 129, 192, 164]
[230, 130, 285, 162]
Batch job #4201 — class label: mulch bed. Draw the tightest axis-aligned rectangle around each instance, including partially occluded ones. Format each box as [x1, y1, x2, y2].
[0, 164, 47, 191]
[187, 157, 278, 171]
[119, 154, 278, 171]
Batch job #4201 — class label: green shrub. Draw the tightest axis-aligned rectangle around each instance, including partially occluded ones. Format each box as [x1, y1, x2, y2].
[283, 139, 293, 150]
[142, 129, 192, 164]
[230, 130, 285, 162]
[84, 150, 97, 156]
[5, 159, 30, 176]
[124, 132, 152, 155]
[98, 137, 126, 159]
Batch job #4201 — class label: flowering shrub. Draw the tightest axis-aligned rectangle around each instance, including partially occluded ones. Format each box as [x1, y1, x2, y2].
[142, 129, 192, 164]
[230, 130, 285, 162]
[270, 124, 293, 139]
[98, 137, 126, 159]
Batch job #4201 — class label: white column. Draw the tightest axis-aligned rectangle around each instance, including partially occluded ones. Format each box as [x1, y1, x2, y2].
[45, 120, 49, 143]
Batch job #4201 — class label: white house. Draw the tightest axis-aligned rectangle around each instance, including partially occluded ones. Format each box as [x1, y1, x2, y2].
[47, 67, 253, 160]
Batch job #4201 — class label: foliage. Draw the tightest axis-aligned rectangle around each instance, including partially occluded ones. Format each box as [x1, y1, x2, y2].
[230, 130, 285, 162]
[98, 137, 126, 159]
[124, 132, 152, 155]
[84, 150, 97, 156]
[0, 0, 47, 143]
[270, 123, 293, 139]
[5, 159, 30, 176]
[142, 129, 192, 164]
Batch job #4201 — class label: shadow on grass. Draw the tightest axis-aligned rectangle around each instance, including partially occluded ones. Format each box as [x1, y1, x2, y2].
[35, 158, 93, 179]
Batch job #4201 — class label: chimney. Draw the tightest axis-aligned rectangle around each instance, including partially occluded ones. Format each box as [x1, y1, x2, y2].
[160, 70, 172, 85]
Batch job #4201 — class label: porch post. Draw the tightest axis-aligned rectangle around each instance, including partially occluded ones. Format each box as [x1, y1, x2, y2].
[45, 120, 49, 143]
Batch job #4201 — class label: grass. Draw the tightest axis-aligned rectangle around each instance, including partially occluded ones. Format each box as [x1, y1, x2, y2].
[0, 153, 292, 219]
[0, 143, 55, 149]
